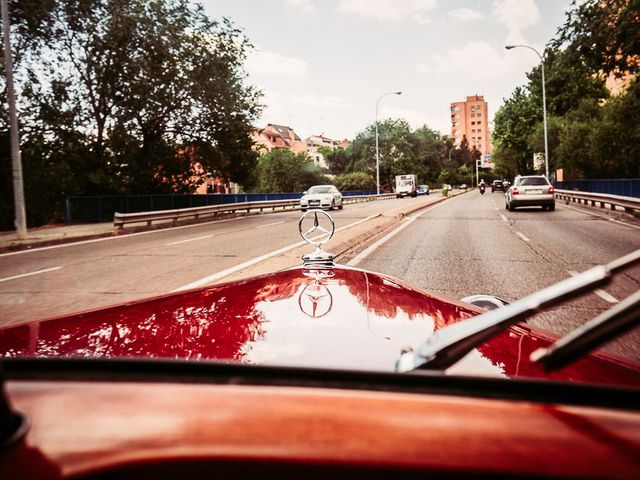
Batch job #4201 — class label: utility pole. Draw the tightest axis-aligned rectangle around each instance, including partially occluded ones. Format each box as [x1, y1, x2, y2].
[1, 0, 27, 239]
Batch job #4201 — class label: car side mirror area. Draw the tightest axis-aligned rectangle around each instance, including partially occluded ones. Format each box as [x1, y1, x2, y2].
[461, 294, 509, 311]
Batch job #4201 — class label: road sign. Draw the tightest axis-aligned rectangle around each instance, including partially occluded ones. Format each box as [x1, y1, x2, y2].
[534, 153, 545, 170]
[481, 154, 494, 169]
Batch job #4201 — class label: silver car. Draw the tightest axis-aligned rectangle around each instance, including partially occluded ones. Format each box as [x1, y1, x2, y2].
[505, 175, 555, 211]
[300, 185, 343, 211]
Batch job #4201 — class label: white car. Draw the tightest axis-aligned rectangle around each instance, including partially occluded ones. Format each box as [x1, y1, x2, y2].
[300, 185, 343, 211]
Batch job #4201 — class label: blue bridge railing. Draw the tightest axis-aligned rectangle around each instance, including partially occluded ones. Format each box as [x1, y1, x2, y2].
[64, 190, 377, 224]
[554, 179, 639, 198]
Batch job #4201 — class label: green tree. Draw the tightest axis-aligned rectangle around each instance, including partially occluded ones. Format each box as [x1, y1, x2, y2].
[324, 147, 350, 175]
[333, 172, 375, 191]
[255, 149, 329, 193]
[553, 0, 640, 77]
[492, 87, 539, 176]
[1, 0, 262, 228]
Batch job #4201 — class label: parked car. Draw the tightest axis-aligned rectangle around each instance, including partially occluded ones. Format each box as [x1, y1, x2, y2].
[416, 184, 429, 195]
[505, 175, 555, 211]
[300, 185, 343, 211]
[1, 212, 639, 479]
[491, 179, 503, 192]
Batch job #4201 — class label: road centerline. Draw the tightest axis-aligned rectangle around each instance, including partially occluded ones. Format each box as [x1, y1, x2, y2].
[567, 270, 619, 304]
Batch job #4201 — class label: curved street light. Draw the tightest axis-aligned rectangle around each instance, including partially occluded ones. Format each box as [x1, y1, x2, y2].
[505, 44, 549, 178]
[375, 91, 402, 194]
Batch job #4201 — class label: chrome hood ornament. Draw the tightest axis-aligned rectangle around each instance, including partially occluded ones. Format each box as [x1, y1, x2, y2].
[298, 210, 336, 267]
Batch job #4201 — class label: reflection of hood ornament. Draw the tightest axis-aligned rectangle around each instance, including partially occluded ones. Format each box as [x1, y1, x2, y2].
[298, 210, 335, 267]
[298, 268, 335, 318]
[298, 283, 333, 318]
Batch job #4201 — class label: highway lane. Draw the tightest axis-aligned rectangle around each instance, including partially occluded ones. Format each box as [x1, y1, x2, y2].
[355, 190, 640, 361]
[0, 196, 422, 325]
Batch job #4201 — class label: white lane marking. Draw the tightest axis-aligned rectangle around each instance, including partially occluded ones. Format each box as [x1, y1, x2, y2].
[567, 270, 619, 304]
[515, 231, 530, 243]
[347, 202, 447, 267]
[164, 221, 286, 246]
[0, 266, 62, 284]
[166, 235, 213, 246]
[0, 216, 246, 257]
[500, 214, 508, 222]
[172, 214, 380, 291]
[257, 220, 285, 228]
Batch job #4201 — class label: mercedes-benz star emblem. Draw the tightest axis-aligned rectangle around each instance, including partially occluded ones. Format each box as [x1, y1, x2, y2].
[298, 210, 335, 248]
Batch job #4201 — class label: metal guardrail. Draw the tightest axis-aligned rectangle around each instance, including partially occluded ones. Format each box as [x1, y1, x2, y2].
[555, 189, 640, 215]
[113, 194, 396, 229]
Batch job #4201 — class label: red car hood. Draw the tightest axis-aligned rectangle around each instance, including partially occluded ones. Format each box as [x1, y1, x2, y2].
[0, 265, 638, 387]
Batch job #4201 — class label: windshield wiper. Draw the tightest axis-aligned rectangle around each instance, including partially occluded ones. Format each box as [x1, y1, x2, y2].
[530, 289, 640, 371]
[396, 249, 640, 373]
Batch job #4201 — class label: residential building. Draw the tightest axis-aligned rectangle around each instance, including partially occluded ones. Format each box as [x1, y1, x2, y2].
[450, 95, 493, 155]
[252, 123, 351, 172]
[251, 124, 306, 153]
[302, 135, 352, 171]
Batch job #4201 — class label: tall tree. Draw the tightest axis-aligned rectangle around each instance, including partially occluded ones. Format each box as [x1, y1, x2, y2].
[492, 87, 539, 175]
[553, 0, 640, 77]
[1, 0, 262, 228]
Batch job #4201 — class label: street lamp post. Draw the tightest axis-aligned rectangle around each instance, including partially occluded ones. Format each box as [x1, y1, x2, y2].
[375, 91, 402, 195]
[505, 44, 549, 178]
[1, 0, 27, 239]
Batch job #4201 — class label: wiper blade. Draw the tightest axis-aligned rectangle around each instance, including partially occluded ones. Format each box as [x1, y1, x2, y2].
[396, 248, 640, 373]
[531, 289, 640, 371]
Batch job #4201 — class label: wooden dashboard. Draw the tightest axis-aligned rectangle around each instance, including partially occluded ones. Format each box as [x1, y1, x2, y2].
[2, 380, 640, 479]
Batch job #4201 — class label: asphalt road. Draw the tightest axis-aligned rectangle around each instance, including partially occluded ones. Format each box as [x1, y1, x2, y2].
[0, 197, 418, 325]
[355, 190, 640, 361]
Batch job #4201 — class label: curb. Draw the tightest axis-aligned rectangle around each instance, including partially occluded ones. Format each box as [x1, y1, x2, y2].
[0, 231, 117, 254]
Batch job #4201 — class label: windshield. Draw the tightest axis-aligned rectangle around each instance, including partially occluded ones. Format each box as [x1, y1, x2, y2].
[308, 186, 333, 194]
[0, 0, 638, 390]
[517, 177, 550, 186]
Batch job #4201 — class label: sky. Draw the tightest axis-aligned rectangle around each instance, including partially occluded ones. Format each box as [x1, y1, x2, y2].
[198, 0, 573, 140]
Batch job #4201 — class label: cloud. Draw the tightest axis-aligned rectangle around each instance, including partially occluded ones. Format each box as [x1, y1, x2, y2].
[255, 90, 350, 137]
[447, 8, 482, 23]
[336, 0, 437, 23]
[246, 48, 308, 77]
[378, 105, 446, 133]
[289, 93, 349, 109]
[492, 0, 540, 44]
[283, 0, 315, 13]
[429, 41, 514, 79]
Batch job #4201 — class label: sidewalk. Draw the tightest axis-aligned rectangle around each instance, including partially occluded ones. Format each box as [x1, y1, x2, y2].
[0, 222, 116, 253]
